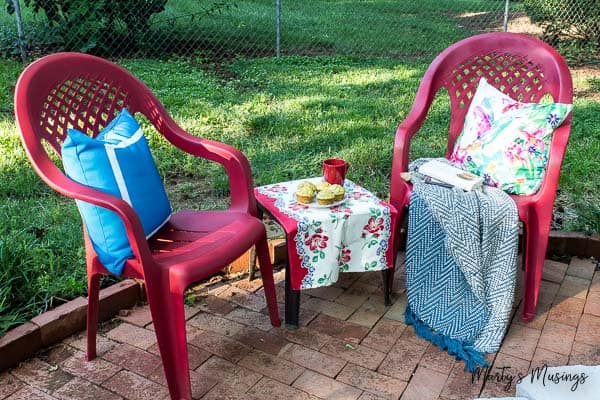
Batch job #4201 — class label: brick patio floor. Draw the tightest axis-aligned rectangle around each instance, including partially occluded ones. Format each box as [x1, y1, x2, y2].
[1, 254, 599, 400]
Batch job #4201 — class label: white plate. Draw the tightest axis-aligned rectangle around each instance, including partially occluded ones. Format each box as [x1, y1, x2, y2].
[305, 197, 347, 209]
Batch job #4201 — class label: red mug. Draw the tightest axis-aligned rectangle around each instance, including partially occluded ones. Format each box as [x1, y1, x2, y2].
[323, 158, 349, 185]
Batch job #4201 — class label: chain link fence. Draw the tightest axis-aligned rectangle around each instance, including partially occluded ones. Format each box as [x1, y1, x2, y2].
[1, 0, 598, 63]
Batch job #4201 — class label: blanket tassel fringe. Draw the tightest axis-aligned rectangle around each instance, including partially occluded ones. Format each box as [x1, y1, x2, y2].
[404, 306, 489, 373]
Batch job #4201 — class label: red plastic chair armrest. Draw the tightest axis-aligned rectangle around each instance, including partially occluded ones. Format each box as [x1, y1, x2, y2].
[393, 77, 438, 173]
[158, 117, 257, 215]
[43, 162, 154, 272]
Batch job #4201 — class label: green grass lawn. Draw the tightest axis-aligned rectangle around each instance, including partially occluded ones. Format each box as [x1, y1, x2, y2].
[1, 0, 507, 59]
[1, 55, 599, 335]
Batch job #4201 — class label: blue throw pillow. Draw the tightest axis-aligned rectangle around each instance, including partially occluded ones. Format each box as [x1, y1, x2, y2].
[62, 109, 171, 275]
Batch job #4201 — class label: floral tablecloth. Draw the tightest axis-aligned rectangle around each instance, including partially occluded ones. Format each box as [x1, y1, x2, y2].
[255, 178, 397, 290]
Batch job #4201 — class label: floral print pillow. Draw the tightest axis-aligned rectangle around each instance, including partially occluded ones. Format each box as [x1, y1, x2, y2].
[450, 78, 572, 195]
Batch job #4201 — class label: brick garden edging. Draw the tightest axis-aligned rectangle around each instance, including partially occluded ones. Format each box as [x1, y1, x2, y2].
[547, 231, 600, 258]
[0, 280, 142, 372]
[0, 231, 597, 373]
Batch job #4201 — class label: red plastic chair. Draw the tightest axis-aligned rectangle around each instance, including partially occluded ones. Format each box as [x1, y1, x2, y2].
[14, 52, 280, 400]
[389, 32, 573, 323]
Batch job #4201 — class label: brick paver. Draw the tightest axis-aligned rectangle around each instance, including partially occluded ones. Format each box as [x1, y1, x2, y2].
[117, 305, 153, 327]
[320, 339, 387, 371]
[547, 296, 585, 327]
[218, 286, 267, 312]
[566, 257, 597, 280]
[400, 366, 447, 400]
[193, 295, 237, 316]
[337, 363, 407, 399]
[557, 275, 590, 299]
[67, 335, 117, 357]
[537, 280, 560, 307]
[60, 350, 121, 385]
[569, 341, 600, 365]
[0, 373, 24, 398]
[574, 313, 600, 345]
[478, 353, 530, 398]
[105, 323, 157, 350]
[102, 343, 161, 377]
[187, 311, 245, 337]
[231, 326, 289, 355]
[531, 347, 568, 368]
[542, 260, 568, 283]
[335, 282, 378, 309]
[238, 350, 305, 384]
[308, 314, 370, 343]
[188, 329, 252, 363]
[382, 295, 407, 322]
[5, 386, 56, 400]
[438, 360, 485, 400]
[271, 326, 331, 351]
[537, 320, 576, 356]
[224, 307, 273, 331]
[4, 254, 599, 400]
[499, 323, 541, 361]
[248, 377, 318, 400]
[348, 298, 389, 328]
[418, 345, 456, 375]
[201, 383, 263, 400]
[10, 358, 74, 394]
[583, 290, 600, 316]
[103, 370, 169, 400]
[293, 370, 362, 400]
[303, 298, 356, 320]
[360, 317, 406, 354]
[378, 334, 428, 381]
[52, 377, 121, 400]
[280, 343, 346, 377]
[147, 343, 211, 370]
[304, 286, 345, 301]
[195, 356, 261, 391]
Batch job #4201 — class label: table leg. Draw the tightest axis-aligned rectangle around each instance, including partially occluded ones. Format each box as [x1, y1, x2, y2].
[285, 256, 300, 329]
[382, 267, 394, 306]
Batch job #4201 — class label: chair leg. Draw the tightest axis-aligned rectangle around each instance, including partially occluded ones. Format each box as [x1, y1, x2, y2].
[146, 283, 192, 400]
[255, 236, 282, 327]
[521, 221, 550, 323]
[86, 272, 100, 361]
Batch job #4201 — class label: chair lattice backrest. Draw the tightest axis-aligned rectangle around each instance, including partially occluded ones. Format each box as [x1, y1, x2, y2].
[448, 51, 546, 110]
[425, 35, 571, 153]
[16, 54, 151, 160]
[41, 77, 130, 153]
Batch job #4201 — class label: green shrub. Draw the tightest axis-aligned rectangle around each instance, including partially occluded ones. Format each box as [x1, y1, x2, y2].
[524, 0, 599, 61]
[4, 0, 168, 53]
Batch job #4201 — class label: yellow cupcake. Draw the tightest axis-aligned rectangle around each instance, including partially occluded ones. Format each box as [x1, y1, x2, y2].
[315, 181, 331, 192]
[329, 184, 345, 201]
[316, 189, 335, 205]
[298, 180, 317, 193]
[296, 186, 315, 204]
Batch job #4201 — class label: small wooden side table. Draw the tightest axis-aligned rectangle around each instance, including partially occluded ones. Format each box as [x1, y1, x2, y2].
[254, 178, 397, 328]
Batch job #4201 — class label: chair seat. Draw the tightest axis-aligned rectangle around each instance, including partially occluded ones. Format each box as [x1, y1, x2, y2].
[148, 210, 264, 281]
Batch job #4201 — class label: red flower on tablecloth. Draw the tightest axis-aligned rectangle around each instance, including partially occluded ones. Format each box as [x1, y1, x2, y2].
[337, 246, 352, 272]
[349, 191, 369, 200]
[305, 233, 329, 251]
[289, 202, 309, 211]
[331, 205, 352, 214]
[339, 247, 351, 263]
[266, 184, 288, 193]
[363, 217, 384, 237]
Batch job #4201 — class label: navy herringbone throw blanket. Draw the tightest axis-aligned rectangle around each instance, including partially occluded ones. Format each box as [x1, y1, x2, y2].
[405, 159, 519, 372]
